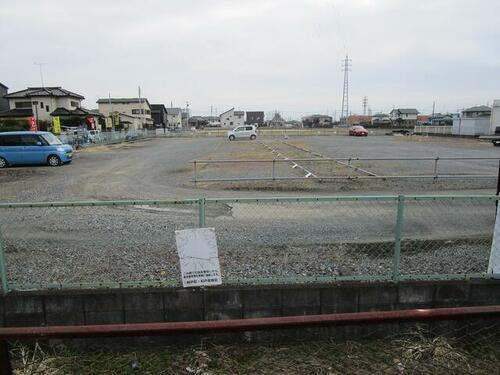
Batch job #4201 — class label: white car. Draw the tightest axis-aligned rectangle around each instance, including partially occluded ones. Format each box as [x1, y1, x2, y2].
[227, 125, 257, 141]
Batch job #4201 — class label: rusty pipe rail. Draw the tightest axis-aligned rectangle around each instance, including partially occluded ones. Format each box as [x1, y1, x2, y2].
[1, 306, 499, 339]
[2, 305, 499, 374]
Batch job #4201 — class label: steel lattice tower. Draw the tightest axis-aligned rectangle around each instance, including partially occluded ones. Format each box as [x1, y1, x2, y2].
[362, 96, 368, 115]
[340, 54, 351, 126]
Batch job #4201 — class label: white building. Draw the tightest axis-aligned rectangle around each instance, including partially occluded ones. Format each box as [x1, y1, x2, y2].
[389, 108, 419, 124]
[220, 108, 244, 128]
[97, 98, 153, 129]
[165, 107, 182, 129]
[452, 105, 492, 136]
[3, 86, 84, 122]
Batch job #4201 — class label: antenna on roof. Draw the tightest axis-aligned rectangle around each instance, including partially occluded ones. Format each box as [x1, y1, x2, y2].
[34, 62, 47, 87]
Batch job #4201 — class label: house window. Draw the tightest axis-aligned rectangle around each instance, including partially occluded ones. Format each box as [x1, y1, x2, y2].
[46, 105, 49, 112]
[71, 101, 79, 107]
[15, 101, 32, 108]
[132, 109, 141, 114]
[230, 121, 233, 126]
[145, 110, 151, 115]
[40, 102, 44, 108]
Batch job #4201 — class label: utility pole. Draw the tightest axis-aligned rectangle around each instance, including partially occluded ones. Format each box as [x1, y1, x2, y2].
[362, 96, 368, 116]
[34, 62, 47, 87]
[340, 54, 351, 126]
[186, 101, 190, 128]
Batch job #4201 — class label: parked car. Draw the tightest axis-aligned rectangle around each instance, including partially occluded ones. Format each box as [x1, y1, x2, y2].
[348, 125, 368, 136]
[227, 125, 257, 141]
[0, 131, 73, 168]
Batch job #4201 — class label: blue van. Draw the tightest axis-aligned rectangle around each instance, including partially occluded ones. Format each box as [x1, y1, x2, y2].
[0, 131, 73, 168]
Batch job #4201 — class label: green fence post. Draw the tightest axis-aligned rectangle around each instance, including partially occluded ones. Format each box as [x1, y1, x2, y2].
[0, 223, 9, 294]
[393, 195, 405, 282]
[198, 198, 206, 227]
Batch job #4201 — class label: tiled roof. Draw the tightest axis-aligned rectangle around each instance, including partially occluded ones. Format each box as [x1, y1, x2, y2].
[463, 105, 491, 112]
[4, 87, 84, 99]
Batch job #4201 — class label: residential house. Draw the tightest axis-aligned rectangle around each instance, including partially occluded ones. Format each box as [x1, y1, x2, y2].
[50, 107, 102, 131]
[0, 83, 8, 112]
[389, 108, 419, 125]
[246, 111, 264, 126]
[97, 98, 153, 129]
[166, 107, 182, 129]
[371, 113, 391, 125]
[302, 114, 332, 128]
[220, 108, 244, 128]
[452, 105, 492, 136]
[151, 104, 168, 128]
[347, 115, 372, 126]
[461, 105, 491, 118]
[417, 115, 430, 125]
[1, 86, 84, 122]
[268, 111, 285, 127]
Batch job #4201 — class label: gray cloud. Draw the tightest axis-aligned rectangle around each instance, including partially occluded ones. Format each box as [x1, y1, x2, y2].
[1, 0, 499, 118]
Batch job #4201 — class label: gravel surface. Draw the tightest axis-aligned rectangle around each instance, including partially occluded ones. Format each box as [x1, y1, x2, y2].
[0, 135, 498, 287]
[0, 199, 494, 285]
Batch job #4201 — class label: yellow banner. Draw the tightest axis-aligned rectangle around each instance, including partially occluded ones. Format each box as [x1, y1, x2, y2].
[105, 117, 113, 129]
[52, 116, 61, 134]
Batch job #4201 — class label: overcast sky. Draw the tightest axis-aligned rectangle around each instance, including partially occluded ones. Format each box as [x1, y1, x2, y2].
[1, 0, 499, 119]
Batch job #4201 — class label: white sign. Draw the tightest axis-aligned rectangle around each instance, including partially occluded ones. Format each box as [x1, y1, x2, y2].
[489, 206, 500, 274]
[175, 228, 222, 287]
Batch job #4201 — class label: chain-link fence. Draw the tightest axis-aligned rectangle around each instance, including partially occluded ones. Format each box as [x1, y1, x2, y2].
[58, 129, 153, 147]
[0, 195, 499, 291]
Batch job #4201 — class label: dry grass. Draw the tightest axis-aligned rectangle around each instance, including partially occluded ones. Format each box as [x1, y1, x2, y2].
[10, 332, 500, 375]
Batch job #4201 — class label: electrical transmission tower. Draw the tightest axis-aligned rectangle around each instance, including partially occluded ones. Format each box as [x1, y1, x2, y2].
[362, 96, 368, 115]
[340, 54, 351, 126]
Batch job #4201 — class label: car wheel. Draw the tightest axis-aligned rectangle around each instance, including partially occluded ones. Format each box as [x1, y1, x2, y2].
[229, 135, 235, 141]
[0, 157, 7, 168]
[250, 134, 256, 140]
[47, 155, 61, 167]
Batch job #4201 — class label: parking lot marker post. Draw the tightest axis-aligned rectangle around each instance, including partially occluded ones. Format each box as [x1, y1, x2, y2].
[393, 195, 405, 282]
[0, 223, 8, 294]
[198, 198, 206, 227]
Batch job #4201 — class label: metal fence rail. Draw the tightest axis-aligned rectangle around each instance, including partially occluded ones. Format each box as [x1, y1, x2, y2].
[0, 194, 499, 293]
[192, 157, 500, 182]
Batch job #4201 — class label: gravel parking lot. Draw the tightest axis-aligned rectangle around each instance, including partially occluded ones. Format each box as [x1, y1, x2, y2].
[0, 135, 498, 287]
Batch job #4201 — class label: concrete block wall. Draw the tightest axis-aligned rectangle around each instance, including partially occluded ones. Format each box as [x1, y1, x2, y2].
[0, 280, 499, 344]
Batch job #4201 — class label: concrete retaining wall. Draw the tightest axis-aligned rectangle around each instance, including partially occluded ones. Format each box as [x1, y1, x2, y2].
[1, 280, 499, 344]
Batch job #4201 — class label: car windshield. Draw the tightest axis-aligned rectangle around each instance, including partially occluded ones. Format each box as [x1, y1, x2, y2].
[41, 133, 63, 145]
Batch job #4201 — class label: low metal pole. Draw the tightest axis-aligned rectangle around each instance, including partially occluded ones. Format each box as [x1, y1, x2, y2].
[198, 198, 206, 227]
[193, 161, 197, 185]
[393, 195, 405, 282]
[272, 159, 276, 180]
[0, 222, 8, 294]
[434, 157, 439, 179]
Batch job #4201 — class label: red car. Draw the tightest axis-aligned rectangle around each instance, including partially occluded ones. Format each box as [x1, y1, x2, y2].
[348, 125, 368, 136]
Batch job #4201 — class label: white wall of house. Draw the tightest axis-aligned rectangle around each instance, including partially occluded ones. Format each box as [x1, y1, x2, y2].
[452, 118, 490, 136]
[98, 101, 152, 128]
[8, 96, 83, 121]
[98, 101, 151, 119]
[390, 111, 418, 121]
[166, 113, 182, 128]
[220, 108, 244, 128]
